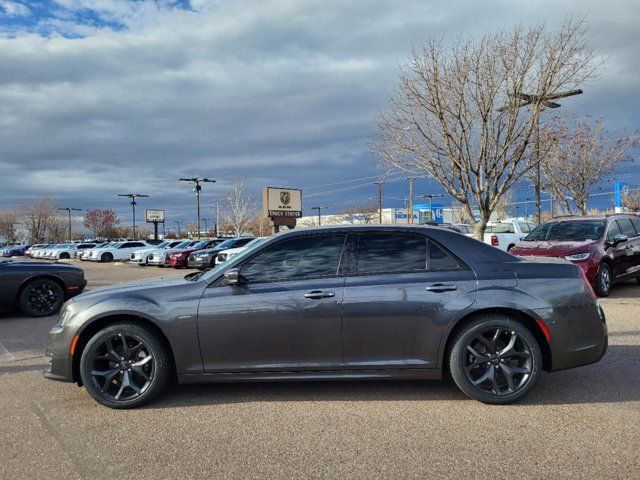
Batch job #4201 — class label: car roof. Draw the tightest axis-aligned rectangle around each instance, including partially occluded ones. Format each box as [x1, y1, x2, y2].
[545, 214, 636, 222]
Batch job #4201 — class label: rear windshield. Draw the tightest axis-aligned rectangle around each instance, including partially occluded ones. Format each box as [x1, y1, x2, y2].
[525, 221, 605, 241]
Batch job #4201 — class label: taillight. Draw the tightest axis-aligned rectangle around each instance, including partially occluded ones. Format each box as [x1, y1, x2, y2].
[579, 267, 597, 301]
[491, 235, 499, 246]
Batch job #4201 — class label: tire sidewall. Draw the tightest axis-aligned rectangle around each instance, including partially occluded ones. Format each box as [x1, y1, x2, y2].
[79, 323, 171, 409]
[596, 263, 612, 297]
[449, 315, 542, 405]
[101, 252, 113, 263]
[19, 279, 65, 317]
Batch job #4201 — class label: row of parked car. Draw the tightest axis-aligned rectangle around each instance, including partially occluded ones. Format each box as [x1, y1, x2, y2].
[22, 237, 264, 270]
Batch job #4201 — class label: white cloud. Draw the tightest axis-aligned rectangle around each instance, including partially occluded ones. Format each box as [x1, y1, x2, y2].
[1, 1, 30, 16]
[0, 0, 638, 217]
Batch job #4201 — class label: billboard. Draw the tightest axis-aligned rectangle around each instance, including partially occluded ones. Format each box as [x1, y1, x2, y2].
[145, 209, 165, 223]
[262, 187, 302, 218]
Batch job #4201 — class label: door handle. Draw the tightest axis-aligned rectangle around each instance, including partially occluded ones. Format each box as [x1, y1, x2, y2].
[425, 284, 457, 292]
[304, 290, 336, 299]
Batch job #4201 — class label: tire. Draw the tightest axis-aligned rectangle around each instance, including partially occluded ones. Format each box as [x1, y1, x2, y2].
[79, 322, 172, 409]
[101, 252, 114, 263]
[448, 314, 542, 405]
[59, 252, 70, 259]
[18, 278, 65, 317]
[595, 263, 612, 297]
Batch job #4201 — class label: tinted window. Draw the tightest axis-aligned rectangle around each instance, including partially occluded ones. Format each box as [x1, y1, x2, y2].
[616, 218, 637, 238]
[606, 221, 621, 242]
[526, 221, 605, 241]
[630, 217, 640, 236]
[428, 241, 459, 270]
[241, 235, 345, 283]
[357, 234, 426, 274]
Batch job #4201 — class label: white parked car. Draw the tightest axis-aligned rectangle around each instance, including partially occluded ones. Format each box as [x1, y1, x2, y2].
[48, 243, 97, 260]
[78, 242, 110, 260]
[453, 223, 474, 237]
[130, 240, 184, 266]
[88, 241, 149, 262]
[214, 237, 267, 265]
[25, 244, 49, 257]
[484, 219, 536, 251]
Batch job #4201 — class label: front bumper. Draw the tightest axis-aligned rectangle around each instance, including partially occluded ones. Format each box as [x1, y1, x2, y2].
[43, 324, 76, 383]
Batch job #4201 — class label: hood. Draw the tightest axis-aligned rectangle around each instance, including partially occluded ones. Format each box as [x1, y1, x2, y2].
[73, 274, 194, 301]
[511, 239, 597, 256]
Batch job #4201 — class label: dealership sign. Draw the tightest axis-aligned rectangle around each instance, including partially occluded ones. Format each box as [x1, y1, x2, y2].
[145, 209, 165, 223]
[262, 187, 302, 218]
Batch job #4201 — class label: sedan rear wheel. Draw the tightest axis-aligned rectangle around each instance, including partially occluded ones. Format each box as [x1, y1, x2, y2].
[80, 323, 172, 409]
[449, 314, 541, 404]
[101, 252, 113, 263]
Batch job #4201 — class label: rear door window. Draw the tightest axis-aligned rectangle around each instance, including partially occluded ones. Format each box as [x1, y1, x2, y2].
[428, 241, 460, 270]
[356, 234, 426, 274]
[630, 217, 640, 236]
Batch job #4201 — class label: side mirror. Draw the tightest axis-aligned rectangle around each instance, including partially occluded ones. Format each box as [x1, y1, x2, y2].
[613, 234, 629, 247]
[224, 268, 242, 285]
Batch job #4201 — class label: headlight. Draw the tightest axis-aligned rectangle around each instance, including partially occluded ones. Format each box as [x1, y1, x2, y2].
[565, 252, 590, 261]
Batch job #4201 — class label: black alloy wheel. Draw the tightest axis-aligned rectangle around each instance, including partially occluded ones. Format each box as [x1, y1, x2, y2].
[595, 263, 612, 297]
[449, 315, 541, 404]
[101, 252, 114, 263]
[59, 252, 70, 259]
[80, 323, 172, 408]
[19, 279, 65, 317]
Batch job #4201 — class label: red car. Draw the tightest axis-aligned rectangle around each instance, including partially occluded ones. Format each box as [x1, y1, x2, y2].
[167, 239, 222, 268]
[509, 214, 640, 297]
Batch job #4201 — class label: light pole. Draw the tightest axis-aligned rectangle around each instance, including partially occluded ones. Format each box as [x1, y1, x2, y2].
[416, 194, 446, 222]
[118, 194, 149, 240]
[58, 207, 81, 242]
[179, 177, 216, 239]
[311, 206, 326, 226]
[499, 89, 583, 224]
[202, 218, 210, 237]
[174, 220, 182, 238]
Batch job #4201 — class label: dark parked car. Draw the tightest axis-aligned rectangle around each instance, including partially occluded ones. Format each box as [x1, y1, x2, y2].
[2, 244, 31, 257]
[509, 214, 640, 296]
[0, 259, 86, 317]
[43, 225, 607, 408]
[188, 237, 255, 269]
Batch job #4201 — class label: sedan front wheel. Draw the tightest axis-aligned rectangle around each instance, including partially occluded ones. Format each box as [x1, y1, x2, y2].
[449, 314, 542, 404]
[79, 323, 172, 409]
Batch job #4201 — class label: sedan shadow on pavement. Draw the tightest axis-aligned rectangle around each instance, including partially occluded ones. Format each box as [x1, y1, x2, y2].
[142, 344, 640, 410]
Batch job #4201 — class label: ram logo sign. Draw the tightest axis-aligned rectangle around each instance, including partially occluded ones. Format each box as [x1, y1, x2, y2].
[263, 187, 302, 218]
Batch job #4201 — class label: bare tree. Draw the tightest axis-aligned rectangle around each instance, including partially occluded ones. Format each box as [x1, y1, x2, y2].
[0, 210, 19, 243]
[21, 197, 57, 243]
[223, 181, 256, 237]
[493, 190, 513, 220]
[540, 115, 638, 214]
[374, 18, 598, 239]
[622, 188, 640, 212]
[47, 215, 69, 243]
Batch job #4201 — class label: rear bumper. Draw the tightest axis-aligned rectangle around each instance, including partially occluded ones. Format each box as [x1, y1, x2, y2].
[544, 302, 608, 371]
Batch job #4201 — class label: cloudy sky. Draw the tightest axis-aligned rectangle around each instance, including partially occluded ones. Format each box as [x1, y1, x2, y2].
[1, 0, 639, 229]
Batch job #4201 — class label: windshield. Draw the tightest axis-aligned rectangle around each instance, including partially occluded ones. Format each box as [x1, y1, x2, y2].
[525, 221, 605, 242]
[217, 238, 243, 249]
[192, 240, 211, 249]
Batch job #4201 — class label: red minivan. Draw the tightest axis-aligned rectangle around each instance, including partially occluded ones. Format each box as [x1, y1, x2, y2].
[509, 214, 640, 297]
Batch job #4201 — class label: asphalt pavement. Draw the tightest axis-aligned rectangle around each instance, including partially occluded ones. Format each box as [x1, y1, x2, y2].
[1, 260, 639, 479]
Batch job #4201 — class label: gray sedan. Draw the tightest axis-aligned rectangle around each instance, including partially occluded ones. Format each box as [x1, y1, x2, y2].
[44, 225, 607, 408]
